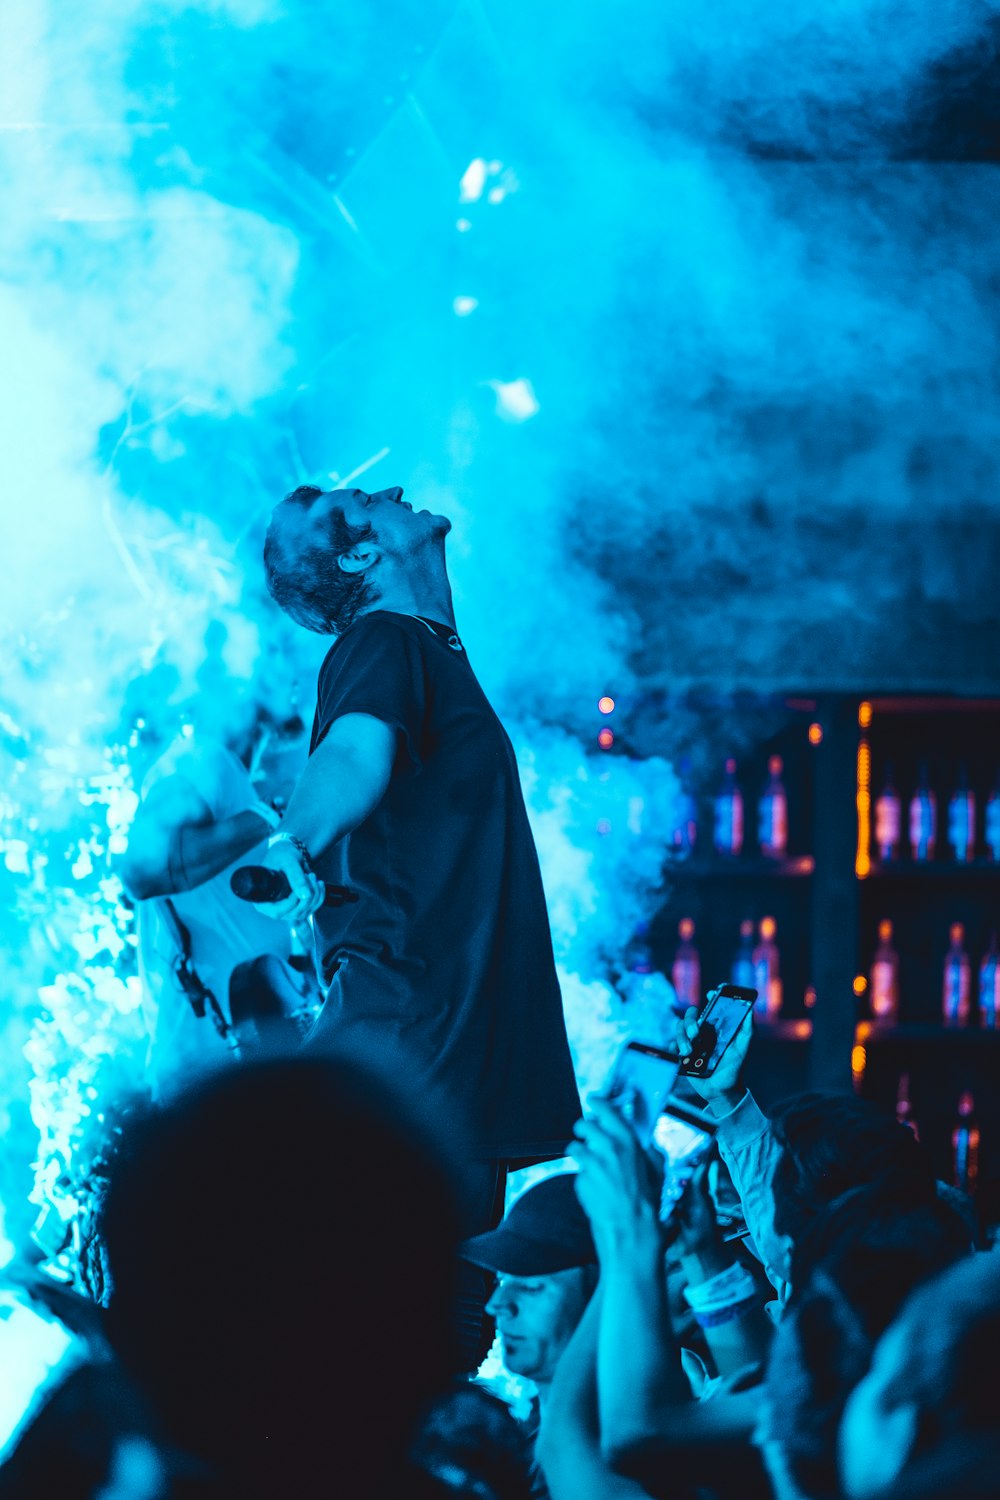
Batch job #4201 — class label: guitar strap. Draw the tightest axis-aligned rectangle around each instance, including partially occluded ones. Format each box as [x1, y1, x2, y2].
[159, 896, 234, 1043]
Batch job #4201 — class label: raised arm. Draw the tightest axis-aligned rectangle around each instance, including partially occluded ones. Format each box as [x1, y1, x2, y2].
[535, 1288, 650, 1500]
[674, 1005, 791, 1301]
[569, 1099, 690, 1461]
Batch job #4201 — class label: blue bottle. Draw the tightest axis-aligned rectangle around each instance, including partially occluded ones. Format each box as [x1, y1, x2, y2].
[731, 919, 756, 991]
[980, 934, 999, 1029]
[908, 763, 936, 863]
[713, 758, 744, 856]
[947, 766, 976, 863]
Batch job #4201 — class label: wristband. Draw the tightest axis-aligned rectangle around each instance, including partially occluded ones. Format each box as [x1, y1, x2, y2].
[683, 1262, 755, 1311]
[268, 831, 316, 877]
[693, 1294, 760, 1330]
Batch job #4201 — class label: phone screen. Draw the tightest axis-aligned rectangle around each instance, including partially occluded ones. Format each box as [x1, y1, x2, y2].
[653, 1102, 716, 1219]
[681, 989, 754, 1077]
[607, 1042, 680, 1147]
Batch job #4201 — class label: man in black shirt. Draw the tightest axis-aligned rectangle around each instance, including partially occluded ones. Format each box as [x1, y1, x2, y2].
[260, 483, 581, 1353]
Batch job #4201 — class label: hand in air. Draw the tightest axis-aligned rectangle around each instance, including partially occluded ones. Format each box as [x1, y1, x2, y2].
[568, 1095, 664, 1262]
[665, 1155, 722, 1260]
[672, 1003, 752, 1103]
[251, 835, 324, 924]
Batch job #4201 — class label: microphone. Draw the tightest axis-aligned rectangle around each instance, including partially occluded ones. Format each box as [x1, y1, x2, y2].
[230, 865, 360, 909]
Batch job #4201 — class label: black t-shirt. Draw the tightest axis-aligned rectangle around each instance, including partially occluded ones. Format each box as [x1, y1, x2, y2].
[306, 611, 581, 1159]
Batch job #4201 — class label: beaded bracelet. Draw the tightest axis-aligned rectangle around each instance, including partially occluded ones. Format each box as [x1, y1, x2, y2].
[268, 830, 316, 877]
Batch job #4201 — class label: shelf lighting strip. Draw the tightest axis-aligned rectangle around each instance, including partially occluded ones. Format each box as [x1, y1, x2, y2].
[856, 701, 873, 880]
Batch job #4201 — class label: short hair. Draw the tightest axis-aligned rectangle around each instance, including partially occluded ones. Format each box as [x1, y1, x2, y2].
[770, 1091, 935, 1247]
[100, 1057, 459, 1495]
[263, 484, 377, 634]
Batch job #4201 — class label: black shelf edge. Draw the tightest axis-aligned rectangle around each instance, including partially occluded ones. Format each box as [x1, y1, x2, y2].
[862, 860, 1000, 880]
[663, 855, 815, 880]
[857, 1022, 1000, 1042]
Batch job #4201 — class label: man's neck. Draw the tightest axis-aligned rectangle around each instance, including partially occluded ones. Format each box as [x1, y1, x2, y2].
[365, 559, 456, 631]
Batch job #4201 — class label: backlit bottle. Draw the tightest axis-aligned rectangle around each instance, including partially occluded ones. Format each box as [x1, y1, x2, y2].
[713, 758, 744, 856]
[980, 933, 1000, 1029]
[895, 1073, 919, 1140]
[758, 755, 788, 859]
[986, 774, 1000, 862]
[671, 756, 698, 855]
[951, 1092, 980, 1195]
[908, 764, 936, 862]
[731, 918, 756, 992]
[870, 919, 899, 1022]
[671, 918, 701, 1014]
[752, 916, 782, 1021]
[948, 766, 976, 863]
[874, 766, 901, 863]
[943, 923, 971, 1026]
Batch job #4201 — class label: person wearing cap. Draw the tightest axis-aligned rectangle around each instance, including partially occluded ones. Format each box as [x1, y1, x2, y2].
[461, 1173, 598, 1491]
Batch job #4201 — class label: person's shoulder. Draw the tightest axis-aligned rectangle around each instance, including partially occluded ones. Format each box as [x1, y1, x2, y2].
[319, 612, 425, 668]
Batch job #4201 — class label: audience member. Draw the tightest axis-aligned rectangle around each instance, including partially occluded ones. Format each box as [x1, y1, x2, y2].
[839, 1247, 1000, 1500]
[98, 1055, 462, 1498]
[460, 1172, 600, 1496]
[759, 1180, 976, 1500]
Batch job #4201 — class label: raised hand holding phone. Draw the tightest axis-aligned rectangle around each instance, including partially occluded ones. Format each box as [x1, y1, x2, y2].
[674, 986, 755, 1113]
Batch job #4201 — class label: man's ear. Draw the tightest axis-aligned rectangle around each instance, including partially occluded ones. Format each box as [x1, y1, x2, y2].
[337, 545, 379, 576]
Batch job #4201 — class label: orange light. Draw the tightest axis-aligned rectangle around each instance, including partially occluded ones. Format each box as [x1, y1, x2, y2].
[808, 722, 823, 745]
[804, 986, 816, 1008]
[598, 727, 614, 750]
[851, 1044, 867, 1089]
[856, 736, 871, 879]
[853, 975, 868, 996]
[859, 701, 873, 728]
[598, 696, 615, 715]
[760, 915, 776, 941]
[855, 1020, 873, 1043]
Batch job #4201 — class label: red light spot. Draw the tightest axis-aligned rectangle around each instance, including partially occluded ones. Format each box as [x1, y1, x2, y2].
[598, 728, 614, 749]
[598, 696, 615, 715]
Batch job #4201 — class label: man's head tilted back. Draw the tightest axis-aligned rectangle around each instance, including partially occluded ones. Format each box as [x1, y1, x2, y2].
[264, 483, 450, 635]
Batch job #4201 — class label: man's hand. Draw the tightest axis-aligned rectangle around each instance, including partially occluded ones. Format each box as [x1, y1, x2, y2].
[250, 834, 324, 924]
[569, 1097, 664, 1265]
[672, 1003, 752, 1114]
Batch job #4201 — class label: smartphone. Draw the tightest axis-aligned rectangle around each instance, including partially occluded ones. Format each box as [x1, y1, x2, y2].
[678, 984, 756, 1078]
[653, 1097, 717, 1220]
[606, 1040, 681, 1147]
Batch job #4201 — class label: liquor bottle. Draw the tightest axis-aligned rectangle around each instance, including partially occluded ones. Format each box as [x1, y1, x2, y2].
[980, 933, 1000, 1029]
[758, 755, 788, 859]
[908, 763, 936, 862]
[947, 766, 976, 863]
[870, 919, 899, 1022]
[874, 765, 901, 863]
[628, 920, 654, 976]
[942, 923, 972, 1026]
[895, 1073, 919, 1140]
[671, 756, 698, 854]
[986, 774, 1000, 862]
[951, 1091, 980, 1194]
[713, 758, 744, 856]
[731, 918, 756, 991]
[671, 918, 701, 1013]
[752, 916, 782, 1021]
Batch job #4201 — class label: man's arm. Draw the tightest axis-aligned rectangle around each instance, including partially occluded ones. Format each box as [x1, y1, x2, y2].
[535, 1289, 650, 1500]
[247, 714, 396, 922]
[118, 777, 273, 901]
[674, 1007, 791, 1300]
[570, 1100, 691, 1462]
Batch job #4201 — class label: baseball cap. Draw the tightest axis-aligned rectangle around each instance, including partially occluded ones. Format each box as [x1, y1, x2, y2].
[459, 1172, 597, 1276]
